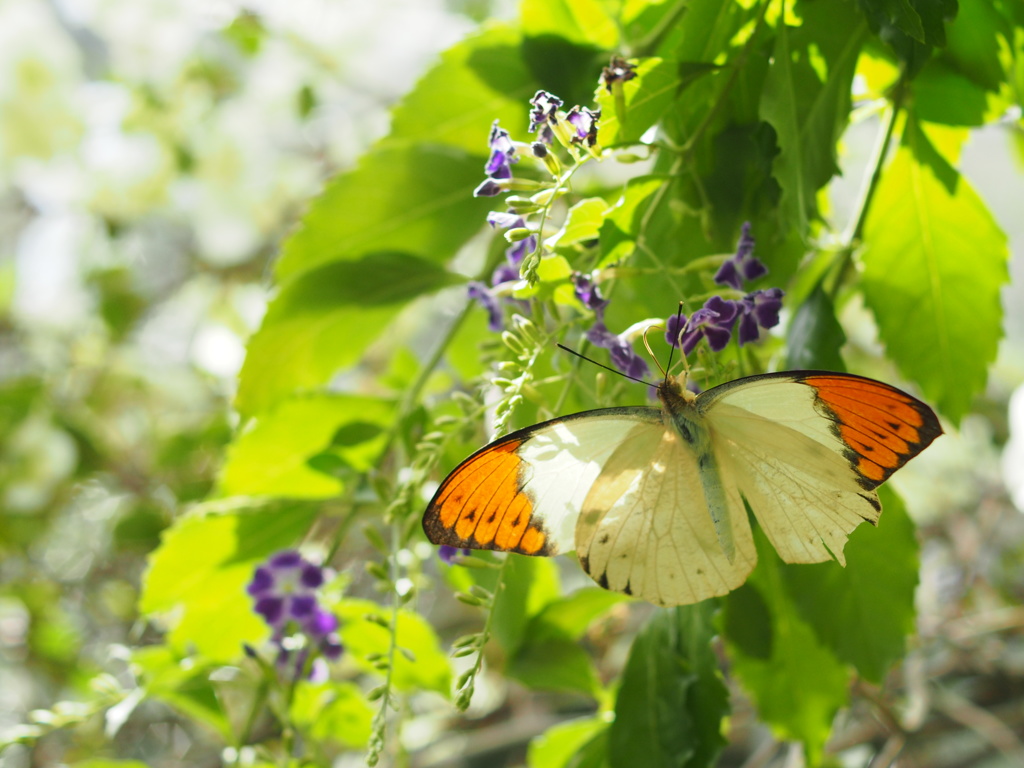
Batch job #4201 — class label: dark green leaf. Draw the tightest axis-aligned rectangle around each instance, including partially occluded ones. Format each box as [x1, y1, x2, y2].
[760, 0, 867, 229]
[781, 486, 919, 683]
[912, 59, 993, 126]
[786, 286, 847, 371]
[610, 604, 727, 768]
[507, 633, 600, 696]
[724, 529, 850, 764]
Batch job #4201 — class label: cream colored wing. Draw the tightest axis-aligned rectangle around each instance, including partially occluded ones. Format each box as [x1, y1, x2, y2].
[698, 371, 942, 565]
[574, 419, 756, 606]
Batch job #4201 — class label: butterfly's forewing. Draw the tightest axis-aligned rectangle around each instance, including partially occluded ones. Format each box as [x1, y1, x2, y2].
[699, 371, 942, 565]
[574, 419, 757, 606]
[423, 409, 664, 557]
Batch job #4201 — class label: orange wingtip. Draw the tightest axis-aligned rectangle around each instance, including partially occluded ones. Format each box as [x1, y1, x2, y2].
[804, 374, 941, 487]
[423, 439, 549, 556]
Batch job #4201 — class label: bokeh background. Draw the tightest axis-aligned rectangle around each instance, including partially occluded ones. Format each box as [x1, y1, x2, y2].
[2, 1, 1024, 766]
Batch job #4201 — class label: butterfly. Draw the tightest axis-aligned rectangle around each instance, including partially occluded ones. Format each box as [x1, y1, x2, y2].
[422, 369, 942, 606]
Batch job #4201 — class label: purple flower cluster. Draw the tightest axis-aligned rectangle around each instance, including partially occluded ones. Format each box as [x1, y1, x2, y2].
[573, 273, 650, 381]
[665, 223, 783, 354]
[247, 550, 343, 682]
[469, 89, 604, 331]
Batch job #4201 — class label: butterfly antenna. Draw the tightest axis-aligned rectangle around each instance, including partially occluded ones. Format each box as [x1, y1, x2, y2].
[555, 343, 652, 386]
[641, 325, 667, 381]
[665, 302, 691, 384]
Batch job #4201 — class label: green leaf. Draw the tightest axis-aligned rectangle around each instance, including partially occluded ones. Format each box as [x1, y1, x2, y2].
[610, 604, 728, 768]
[786, 285, 847, 371]
[236, 252, 461, 416]
[529, 716, 609, 768]
[274, 145, 491, 280]
[131, 647, 232, 740]
[139, 498, 318, 660]
[219, 394, 394, 498]
[861, 118, 1008, 423]
[724, 529, 850, 764]
[522, 0, 618, 49]
[388, 25, 536, 150]
[912, 59, 994, 126]
[531, 587, 629, 639]
[291, 680, 373, 748]
[336, 599, 451, 695]
[943, 0, 1010, 92]
[781, 486, 918, 683]
[760, 0, 866, 229]
[507, 632, 601, 696]
[596, 58, 681, 147]
[551, 198, 608, 248]
[70, 761, 151, 768]
[485, 554, 561, 653]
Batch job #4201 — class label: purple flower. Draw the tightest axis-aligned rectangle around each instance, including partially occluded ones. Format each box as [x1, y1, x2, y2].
[473, 178, 505, 198]
[487, 211, 536, 268]
[484, 121, 519, 180]
[665, 296, 740, 354]
[247, 550, 325, 631]
[468, 282, 503, 331]
[572, 272, 609, 312]
[439, 545, 472, 565]
[529, 90, 563, 133]
[601, 56, 637, 91]
[566, 106, 600, 147]
[586, 320, 650, 380]
[247, 550, 343, 680]
[737, 288, 784, 345]
[714, 222, 768, 290]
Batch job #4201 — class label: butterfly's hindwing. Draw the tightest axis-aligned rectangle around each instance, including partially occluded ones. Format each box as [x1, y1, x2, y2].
[699, 371, 941, 566]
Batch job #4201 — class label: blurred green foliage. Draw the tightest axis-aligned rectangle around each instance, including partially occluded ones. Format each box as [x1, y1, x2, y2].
[2, 1, 1024, 767]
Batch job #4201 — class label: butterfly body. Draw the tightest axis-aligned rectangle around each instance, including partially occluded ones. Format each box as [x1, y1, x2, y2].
[424, 370, 941, 606]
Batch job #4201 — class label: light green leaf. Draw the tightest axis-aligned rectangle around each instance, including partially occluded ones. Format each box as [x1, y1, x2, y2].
[550, 198, 608, 248]
[236, 252, 461, 416]
[336, 599, 451, 695]
[130, 647, 231, 740]
[291, 680, 373, 748]
[724, 529, 850, 764]
[596, 58, 681, 147]
[781, 486, 918, 683]
[610, 604, 728, 768]
[70, 762, 151, 768]
[140, 498, 318, 660]
[274, 145, 491, 281]
[529, 716, 609, 768]
[521, 0, 619, 49]
[388, 25, 535, 150]
[219, 394, 394, 498]
[760, 0, 866, 229]
[861, 119, 1008, 423]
